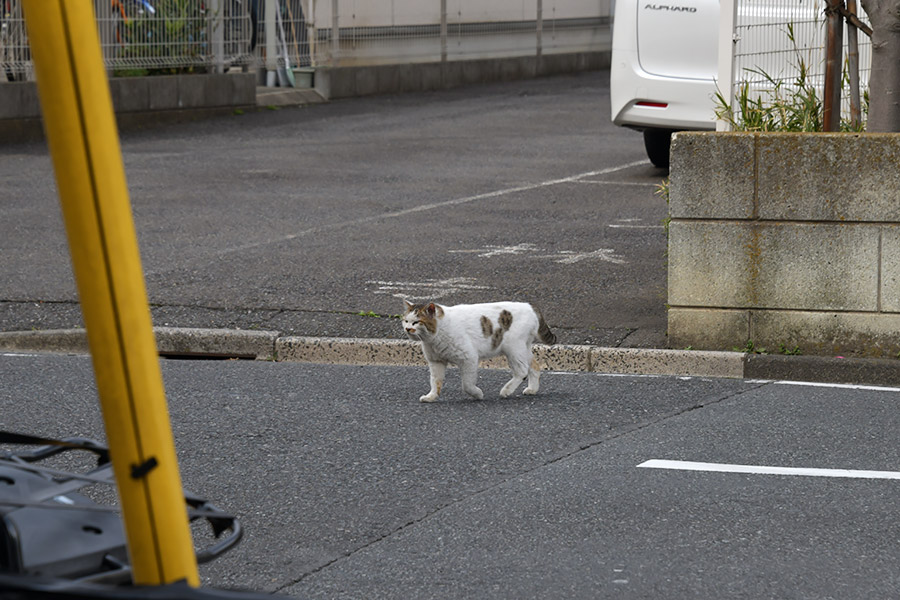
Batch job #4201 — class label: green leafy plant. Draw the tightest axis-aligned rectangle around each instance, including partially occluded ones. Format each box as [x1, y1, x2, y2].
[656, 178, 671, 236]
[112, 0, 212, 76]
[715, 68, 821, 132]
[779, 343, 802, 355]
[714, 22, 868, 132]
[654, 178, 670, 202]
[735, 340, 768, 354]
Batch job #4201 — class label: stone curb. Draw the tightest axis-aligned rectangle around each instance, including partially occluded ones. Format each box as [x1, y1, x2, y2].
[0, 328, 279, 361]
[2, 328, 900, 386]
[154, 327, 278, 360]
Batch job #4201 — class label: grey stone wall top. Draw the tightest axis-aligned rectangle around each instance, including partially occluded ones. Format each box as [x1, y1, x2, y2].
[670, 132, 757, 220]
[670, 132, 900, 223]
[757, 133, 900, 222]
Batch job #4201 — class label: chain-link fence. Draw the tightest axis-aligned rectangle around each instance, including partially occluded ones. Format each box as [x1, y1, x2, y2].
[1, 0, 608, 83]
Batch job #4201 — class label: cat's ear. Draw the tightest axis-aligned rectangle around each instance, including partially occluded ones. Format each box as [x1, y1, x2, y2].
[402, 299, 414, 313]
[426, 303, 437, 317]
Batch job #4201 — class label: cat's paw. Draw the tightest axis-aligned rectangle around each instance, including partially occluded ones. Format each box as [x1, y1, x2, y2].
[465, 388, 484, 400]
[419, 393, 439, 403]
[523, 387, 539, 395]
[500, 381, 521, 397]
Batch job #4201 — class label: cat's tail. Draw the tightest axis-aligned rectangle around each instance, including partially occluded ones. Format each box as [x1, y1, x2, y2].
[535, 307, 557, 345]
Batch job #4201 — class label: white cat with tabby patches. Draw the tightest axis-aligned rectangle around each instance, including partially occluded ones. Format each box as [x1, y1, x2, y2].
[401, 300, 557, 402]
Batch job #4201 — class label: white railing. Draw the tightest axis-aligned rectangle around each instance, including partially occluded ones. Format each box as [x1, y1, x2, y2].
[1, 0, 609, 83]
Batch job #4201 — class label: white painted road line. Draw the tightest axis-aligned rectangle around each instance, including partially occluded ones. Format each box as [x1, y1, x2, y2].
[576, 180, 659, 187]
[198, 161, 649, 261]
[773, 380, 900, 393]
[637, 459, 900, 480]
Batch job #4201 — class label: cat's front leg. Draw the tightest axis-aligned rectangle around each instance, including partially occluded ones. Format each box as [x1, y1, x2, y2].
[420, 361, 447, 402]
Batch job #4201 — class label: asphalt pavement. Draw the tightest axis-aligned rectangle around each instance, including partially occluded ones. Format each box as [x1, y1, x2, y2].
[1, 70, 666, 347]
[2, 353, 900, 598]
[5, 69, 900, 385]
[3, 72, 900, 596]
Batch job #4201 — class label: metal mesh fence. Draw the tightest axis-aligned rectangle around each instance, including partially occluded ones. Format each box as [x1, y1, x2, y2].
[1, 0, 256, 80]
[1, 0, 608, 81]
[731, 0, 871, 123]
[308, 0, 608, 67]
[96, 0, 255, 73]
[1, 0, 29, 81]
[256, 0, 309, 73]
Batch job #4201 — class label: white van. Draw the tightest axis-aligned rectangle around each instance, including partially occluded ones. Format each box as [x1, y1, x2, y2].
[609, 0, 720, 167]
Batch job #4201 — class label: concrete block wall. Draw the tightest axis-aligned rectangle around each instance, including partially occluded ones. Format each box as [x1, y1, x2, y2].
[0, 73, 257, 142]
[108, 73, 257, 112]
[668, 132, 900, 357]
[314, 52, 609, 100]
[1, 53, 609, 142]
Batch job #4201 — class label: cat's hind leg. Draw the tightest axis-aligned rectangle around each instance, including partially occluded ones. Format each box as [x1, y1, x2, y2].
[524, 357, 541, 395]
[420, 361, 447, 402]
[459, 359, 484, 400]
[500, 348, 530, 398]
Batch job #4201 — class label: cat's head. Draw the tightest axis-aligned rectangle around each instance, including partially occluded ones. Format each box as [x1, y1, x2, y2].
[401, 300, 443, 339]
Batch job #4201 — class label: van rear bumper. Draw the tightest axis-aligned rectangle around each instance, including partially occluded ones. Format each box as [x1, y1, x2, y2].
[610, 53, 719, 131]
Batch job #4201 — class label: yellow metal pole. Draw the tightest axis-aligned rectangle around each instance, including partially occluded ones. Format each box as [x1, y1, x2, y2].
[22, 0, 200, 587]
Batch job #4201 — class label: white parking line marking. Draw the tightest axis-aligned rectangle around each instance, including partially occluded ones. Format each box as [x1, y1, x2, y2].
[637, 459, 900, 480]
[576, 180, 659, 187]
[608, 218, 664, 230]
[189, 161, 649, 264]
[541, 249, 626, 264]
[773, 380, 900, 393]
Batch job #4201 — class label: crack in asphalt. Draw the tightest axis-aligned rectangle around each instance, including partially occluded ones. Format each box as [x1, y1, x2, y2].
[273, 378, 773, 592]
